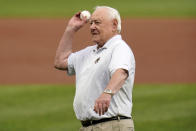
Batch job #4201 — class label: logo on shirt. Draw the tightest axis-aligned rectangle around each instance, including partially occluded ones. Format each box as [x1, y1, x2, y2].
[95, 57, 100, 64]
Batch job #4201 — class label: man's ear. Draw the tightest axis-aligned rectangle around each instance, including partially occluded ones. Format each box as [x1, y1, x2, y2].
[112, 19, 118, 32]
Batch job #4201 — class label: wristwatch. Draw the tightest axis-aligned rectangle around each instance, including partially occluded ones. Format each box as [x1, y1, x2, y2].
[104, 89, 114, 96]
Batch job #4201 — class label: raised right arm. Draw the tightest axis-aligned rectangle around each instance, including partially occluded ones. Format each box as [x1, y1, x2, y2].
[54, 12, 87, 70]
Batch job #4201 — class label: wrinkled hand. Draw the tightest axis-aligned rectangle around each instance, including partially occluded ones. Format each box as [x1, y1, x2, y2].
[67, 12, 88, 32]
[94, 93, 112, 116]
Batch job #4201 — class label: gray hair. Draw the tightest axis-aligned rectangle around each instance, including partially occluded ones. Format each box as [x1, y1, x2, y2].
[94, 6, 121, 33]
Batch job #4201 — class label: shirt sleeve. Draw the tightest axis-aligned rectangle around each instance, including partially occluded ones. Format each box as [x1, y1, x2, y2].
[67, 46, 92, 76]
[109, 43, 134, 75]
[67, 53, 76, 75]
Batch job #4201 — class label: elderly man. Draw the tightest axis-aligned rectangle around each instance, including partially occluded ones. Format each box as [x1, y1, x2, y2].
[54, 6, 135, 131]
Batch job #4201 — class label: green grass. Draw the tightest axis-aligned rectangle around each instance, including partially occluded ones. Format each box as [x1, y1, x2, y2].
[0, 84, 196, 131]
[0, 0, 195, 18]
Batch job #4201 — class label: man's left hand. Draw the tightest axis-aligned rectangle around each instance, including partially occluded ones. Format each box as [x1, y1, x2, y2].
[94, 93, 112, 116]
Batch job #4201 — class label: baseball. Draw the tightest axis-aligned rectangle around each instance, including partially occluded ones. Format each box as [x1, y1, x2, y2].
[80, 10, 91, 20]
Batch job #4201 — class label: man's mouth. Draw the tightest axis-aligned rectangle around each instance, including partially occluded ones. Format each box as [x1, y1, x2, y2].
[92, 33, 98, 35]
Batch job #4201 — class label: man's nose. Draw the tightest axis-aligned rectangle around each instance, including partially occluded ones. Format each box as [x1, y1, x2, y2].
[90, 22, 96, 30]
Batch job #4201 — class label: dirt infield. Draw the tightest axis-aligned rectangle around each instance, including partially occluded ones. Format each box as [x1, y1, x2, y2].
[0, 19, 195, 84]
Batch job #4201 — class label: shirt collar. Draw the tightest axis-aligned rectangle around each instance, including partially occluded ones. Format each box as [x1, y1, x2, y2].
[93, 34, 122, 53]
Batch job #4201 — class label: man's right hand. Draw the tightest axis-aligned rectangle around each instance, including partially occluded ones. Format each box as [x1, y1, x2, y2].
[66, 12, 88, 32]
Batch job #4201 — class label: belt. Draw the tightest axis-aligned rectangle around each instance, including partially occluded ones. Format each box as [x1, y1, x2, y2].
[81, 116, 131, 127]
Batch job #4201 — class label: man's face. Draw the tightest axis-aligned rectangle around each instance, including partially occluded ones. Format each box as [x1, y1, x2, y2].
[90, 8, 116, 47]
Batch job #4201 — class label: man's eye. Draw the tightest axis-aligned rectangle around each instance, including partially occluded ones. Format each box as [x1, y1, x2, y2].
[90, 21, 101, 25]
[95, 21, 100, 24]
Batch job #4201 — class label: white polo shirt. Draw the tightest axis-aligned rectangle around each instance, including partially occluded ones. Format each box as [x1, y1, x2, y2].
[67, 35, 135, 121]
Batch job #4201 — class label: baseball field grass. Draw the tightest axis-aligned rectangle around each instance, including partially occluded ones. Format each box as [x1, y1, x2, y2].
[0, 84, 195, 131]
[0, 0, 195, 18]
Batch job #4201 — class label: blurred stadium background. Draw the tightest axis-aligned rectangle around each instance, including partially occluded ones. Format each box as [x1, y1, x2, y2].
[0, 0, 196, 130]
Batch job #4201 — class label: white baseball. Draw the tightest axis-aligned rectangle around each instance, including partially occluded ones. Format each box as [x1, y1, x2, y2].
[80, 10, 91, 20]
